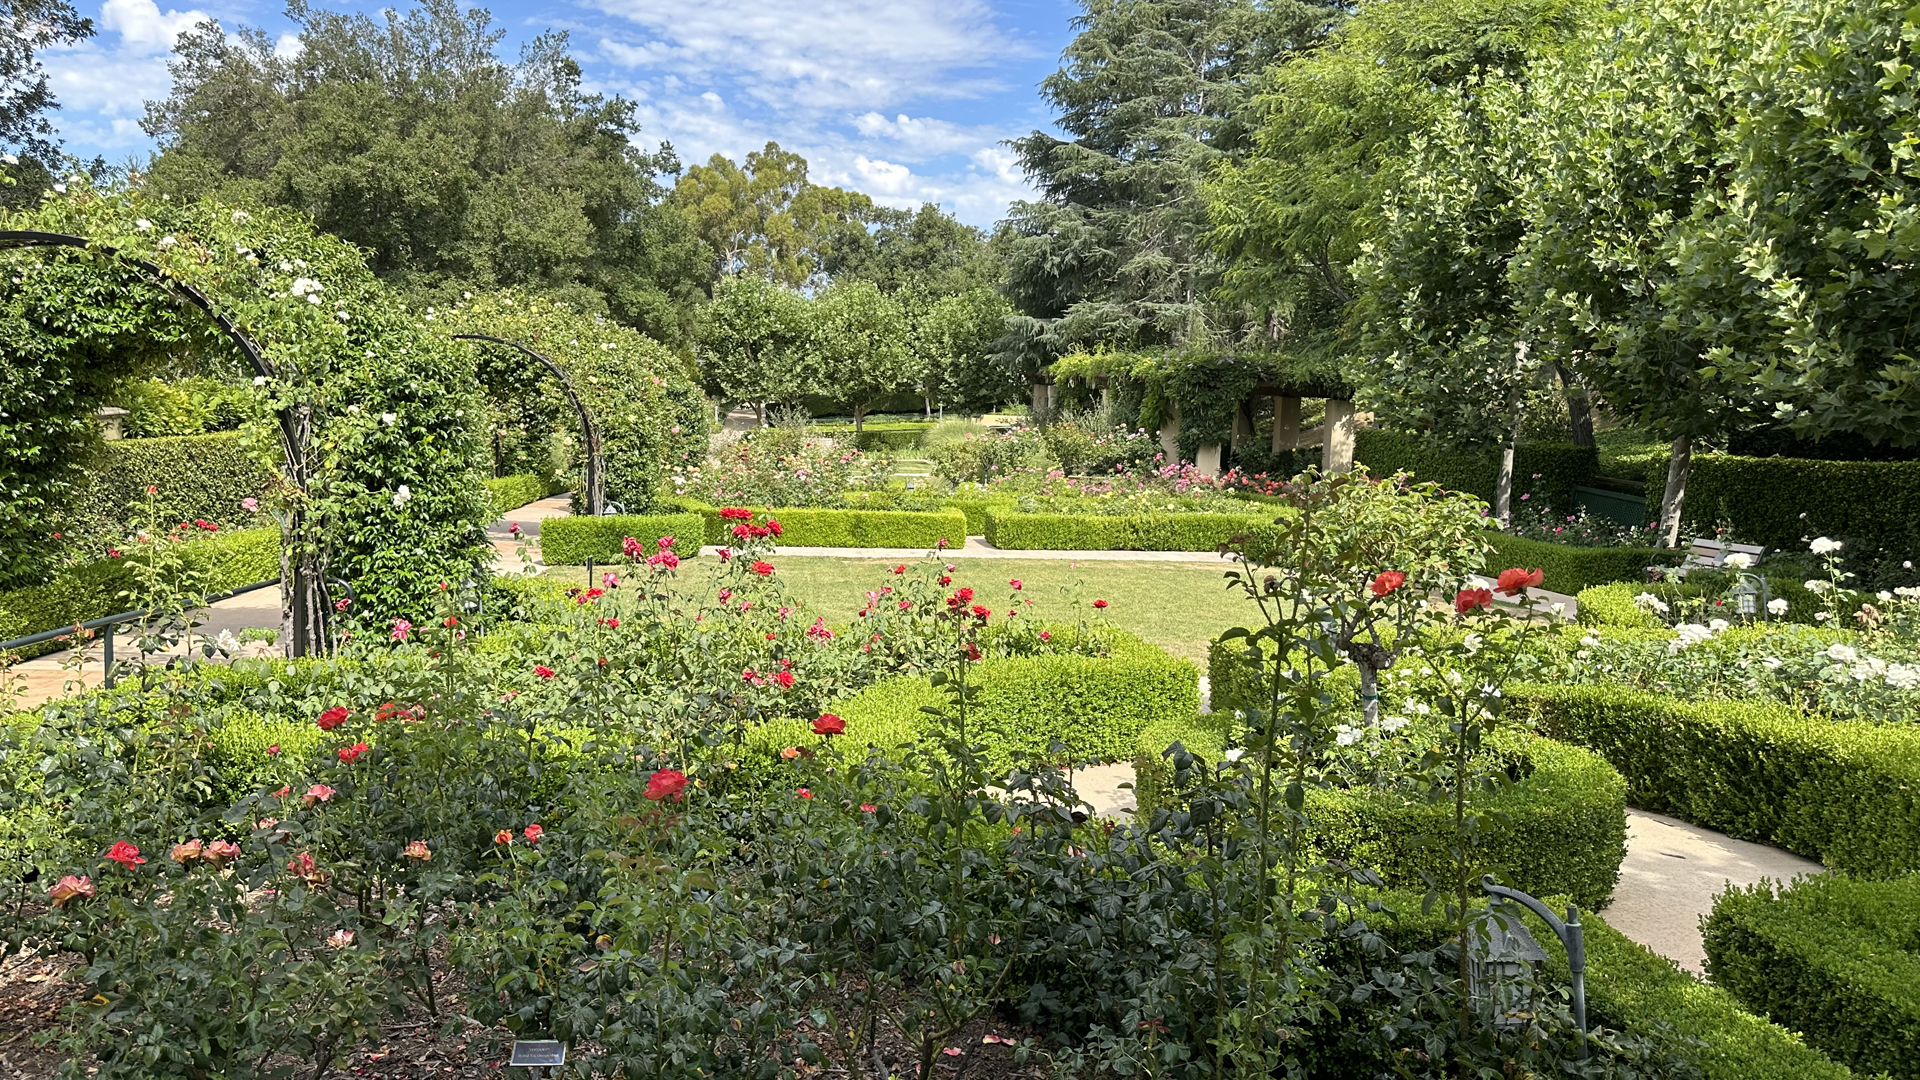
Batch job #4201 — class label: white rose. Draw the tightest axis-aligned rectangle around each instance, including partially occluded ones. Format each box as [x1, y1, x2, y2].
[1825, 643, 1859, 664]
[133, 218, 152, 232]
[392, 484, 412, 508]
[381, 412, 396, 426]
[1723, 552, 1753, 570]
[1767, 598, 1789, 616]
[1811, 536, 1843, 555]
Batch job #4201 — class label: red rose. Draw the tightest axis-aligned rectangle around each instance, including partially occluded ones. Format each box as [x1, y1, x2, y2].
[812, 713, 845, 736]
[892, 565, 906, 575]
[534, 665, 556, 679]
[962, 643, 983, 662]
[316, 706, 350, 731]
[1009, 579, 1023, 590]
[645, 769, 689, 802]
[767, 519, 783, 536]
[523, 823, 543, 845]
[1494, 567, 1544, 596]
[1370, 571, 1407, 597]
[1092, 599, 1109, 609]
[795, 787, 814, 800]
[751, 561, 775, 576]
[720, 507, 753, 520]
[1455, 588, 1494, 614]
[860, 803, 878, 813]
[773, 670, 795, 689]
[970, 604, 991, 619]
[104, 841, 145, 868]
[337, 742, 369, 764]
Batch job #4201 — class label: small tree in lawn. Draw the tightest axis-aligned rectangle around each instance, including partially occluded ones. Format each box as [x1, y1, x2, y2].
[810, 278, 913, 432]
[912, 286, 1015, 416]
[700, 274, 811, 425]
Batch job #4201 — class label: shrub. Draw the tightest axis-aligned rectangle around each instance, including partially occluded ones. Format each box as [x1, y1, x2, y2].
[668, 498, 968, 549]
[1703, 873, 1920, 1079]
[753, 635, 1201, 772]
[1355, 430, 1599, 511]
[943, 494, 1018, 535]
[1577, 578, 1826, 629]
[1510, 682, 1920, 878]
[1663, 455, 1920, 574]
[1486, 533, 1679, 595]
[0, 526, 280, 651]
[984, 509, 1283, 552]
[811, 421, 933, 451]
[71, 432, 274, 540]
[1133, 717, 1626, 907]
[534, 513, 704, 565]
[482, 474, 556, 517]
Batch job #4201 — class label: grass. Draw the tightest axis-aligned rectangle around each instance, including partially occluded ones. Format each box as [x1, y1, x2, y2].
[544, 555, 1253, 663]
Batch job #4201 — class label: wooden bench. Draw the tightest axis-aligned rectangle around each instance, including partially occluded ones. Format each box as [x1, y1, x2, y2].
[1650, 538, 1767, 581]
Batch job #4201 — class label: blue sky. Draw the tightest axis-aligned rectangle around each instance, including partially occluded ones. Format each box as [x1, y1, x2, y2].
[57, 0, 1083, 227]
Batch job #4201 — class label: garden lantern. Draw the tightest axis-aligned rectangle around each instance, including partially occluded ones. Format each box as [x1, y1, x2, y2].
[1479, 877, 1589, 1054]
[1730, 573, 1770, 618]
[1469, 901, 1549, 1029]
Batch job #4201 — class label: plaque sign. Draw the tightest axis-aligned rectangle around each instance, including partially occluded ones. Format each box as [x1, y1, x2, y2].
[508, 1040, 568, 1069]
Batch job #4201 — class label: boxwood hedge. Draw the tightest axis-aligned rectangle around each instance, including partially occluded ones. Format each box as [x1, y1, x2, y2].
[1703, 873, 1920, 1079]
[1132, 716, 1627, 908]
[983, 509, 1282, 552]
[1510, 682, 1920, 878]
[1355, 430, 1598, 512]
[534, 513, 705, 565]
[74, 432, 274, 537]
[1661, 454, 1920, 564]
[1485, 534, 1678, 594]
[666, 498, 968, 550]
[1577, 577, 1829, 628]
[483, 474, 559, 518]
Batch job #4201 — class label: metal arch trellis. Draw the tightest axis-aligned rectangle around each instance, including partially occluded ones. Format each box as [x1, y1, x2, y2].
[0, 229, 338, 657]
[452, 333, 605, 516]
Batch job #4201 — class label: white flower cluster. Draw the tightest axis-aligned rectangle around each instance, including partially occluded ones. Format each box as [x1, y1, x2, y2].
[1811, 536, 1843, 555]
[1767, 598, 1790, 616]
[1820, 643, 1920, 690]
[1669, 621, 1725, 652]
[1634, 592, 1670, 615]
[289, 277, 324, 304]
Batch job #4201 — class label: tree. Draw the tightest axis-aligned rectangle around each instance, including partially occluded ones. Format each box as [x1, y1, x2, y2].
[0, 0, 91, 162]
[1000, 0, 1339, 395]
[828, 202, 1002, 298]
[808, 279, 913, 431]
[699, 274, 812, 424]
[913, 287, 1017, 414]
[1508, 0, 1920, 541]
[141, 0, 705, 347]
[671, 143, 884, 288]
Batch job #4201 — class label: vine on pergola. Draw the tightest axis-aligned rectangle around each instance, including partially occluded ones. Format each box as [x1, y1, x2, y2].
[0, 179, 491, 651]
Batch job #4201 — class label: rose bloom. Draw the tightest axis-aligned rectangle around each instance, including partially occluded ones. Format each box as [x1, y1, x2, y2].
[1455, 587, 1494, 614]
[404, 840, 432, 861]
[287, 851, 318, 880]
[1494, 567, 1545, 596]
[316, 706, 350, 731]
[303, 783, 337, 807]
[1370, 571, 1407, 597]
[170, 839, 204, 864]
[860, 804, 878, 814]
[795, 787, 814, 800]
[104, 841, 145, 868]
[49, 874, 94, 907]
[1093, 599, 1109, 609]
[812, 713, 846, 736]
[781, 746, 801, 760]
[751, 560, 775, 576]
[327, 929, 354, 950]
[645, 768, 689, 802]
[337, 742, 369, 764]
[266, 744, 281, 756]
[523, 824, 544, 845]
[204, 840, 240, 864]
[891, 565, 906, 575]
[534, 665, 556, 679]
[494, 829, 513, 845]
[773, 670, 795, 689]
[1009, 579, 1023, 590]
[962, 643, 983, 662]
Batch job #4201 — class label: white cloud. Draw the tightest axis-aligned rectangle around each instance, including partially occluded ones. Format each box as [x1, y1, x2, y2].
[100, 0, 205, 52]
[851, 112, 996, 158]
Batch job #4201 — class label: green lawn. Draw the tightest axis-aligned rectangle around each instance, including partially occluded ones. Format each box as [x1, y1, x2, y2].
[546, 555, 1255, 663]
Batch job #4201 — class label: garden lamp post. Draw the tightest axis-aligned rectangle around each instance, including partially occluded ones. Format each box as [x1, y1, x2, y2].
[1730, 573, 1771, 619]
[1478, 876, 1588, 1055]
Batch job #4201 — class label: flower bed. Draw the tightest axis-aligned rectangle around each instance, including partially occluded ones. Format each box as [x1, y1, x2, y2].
[1132, 716, 1628, 908]
[1510, 681, 1920, 877]
[534, 512, 705, 565]
[983, 508, 1282, 552]
[1703, 872, 1920, 1079]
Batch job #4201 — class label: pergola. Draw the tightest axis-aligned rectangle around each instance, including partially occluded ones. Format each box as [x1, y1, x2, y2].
[1167, 373, 1358, 477]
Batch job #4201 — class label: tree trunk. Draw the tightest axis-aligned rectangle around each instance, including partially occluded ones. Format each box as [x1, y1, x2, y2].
[1554, 361, 1595, 447]
[1030, 380, 1049, 420]
[924, 394, 932, 418]
[1492, 407, 1522, 523]
[1358, 662, 1379, 727]
[1661, 435, 1692, 548]
[278, 402, 330, 658]
[754, 402, 766, 427]
[854, 405, 866, 434]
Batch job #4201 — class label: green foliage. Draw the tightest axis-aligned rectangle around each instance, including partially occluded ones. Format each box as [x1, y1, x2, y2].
[481, 474, 555, 517]
[0, 526, 279, 649]
[143, 1, 706, 345]
[1577, 579, 1826, 629]
[533, 513, 704, 565]
[911, 286, 1019, 412]
[670, 142, 888, 290]
[983, 508, 1282, 552]
[1511, 682, 1920, 878]
[1132, 716, 1627, 908]
[700, 273, 813, 405]
[1356, 429, 1597, 511]
[664, 498, 965, 550]
[808, 278, 914, 425]
[72, 432, 273, 542]
[942, 494, 1019, 535]
[446, 291, 710, 514]
[808, 421, 932, 451]
[1704, 873, 1920, 1079]
[1485, 533, 1676, 594]
[1666, 455, 1920, 580]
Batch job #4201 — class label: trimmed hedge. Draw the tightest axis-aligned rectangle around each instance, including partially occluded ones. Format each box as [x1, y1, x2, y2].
[668, 498, 969, 549]
[1133, 716, 1626, 908]
[813, 421, 935, 451]
[1510, 682, 1920, 878]
[483, 475, 557, 517]
[752, 635, 1201, 772]
[1577, 577, 1828, 629]
[1355, 430, 1599, 511]
[534, 513, 704, 565]
[1485, 533, 1678, 595]
[1661, 454, 1920, 562]
[73, 432, 274, 535]
[983, 509, 1281, 552]
[943, 495, 1018, 535]
[0, 526, 281, 651]
[1704, 873, 1920, 1079]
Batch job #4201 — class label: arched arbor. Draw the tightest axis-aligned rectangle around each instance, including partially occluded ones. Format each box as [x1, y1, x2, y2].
[455, 333, 606, 516]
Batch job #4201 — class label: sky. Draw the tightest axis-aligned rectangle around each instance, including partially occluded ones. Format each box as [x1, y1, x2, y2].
[52, 0, 1083, 228]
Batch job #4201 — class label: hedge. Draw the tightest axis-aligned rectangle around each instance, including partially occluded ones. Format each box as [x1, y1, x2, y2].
[1510, 682, 1920, 878]
[0, 526, 281, 653]
[483, 474, 558, 517]
[1703, 873, 1920, 1078]
[751, 634, 1200, 773]
[1659, 454, 1920, 563]
[534, 513, 704, 565]
[983, 509, 1283, 552]
[1355, 430, 1599, 512]
[667, 498, 969, 549]
[1132, 716, 1628, 908]
[943, 495, 1018, 535]
[1485, 533, 1679, 595]
[812, 421, 934, 451]
[72, 432, 274, 536]
[1577, 577, 1829, 629]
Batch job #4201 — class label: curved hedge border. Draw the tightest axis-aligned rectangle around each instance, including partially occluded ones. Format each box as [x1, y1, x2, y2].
[483, 475, 559, 518]
[0, 526, 280, 653]
[1509, 682, 1920, 878]
[1485, 534, 1677, 595]
[750, 635, 1200, 772]
[1133, 717, 1627, 908]
[1703, 873, 1920, 1079]
[983, 509, 1281, 552]
[535, 513, 704, 565]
